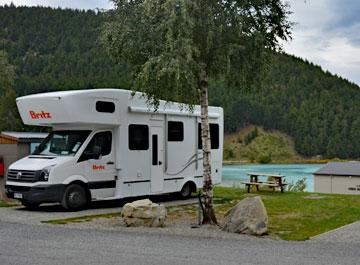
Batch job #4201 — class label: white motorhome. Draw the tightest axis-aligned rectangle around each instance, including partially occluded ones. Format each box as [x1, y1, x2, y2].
[5, 89, 223, 210]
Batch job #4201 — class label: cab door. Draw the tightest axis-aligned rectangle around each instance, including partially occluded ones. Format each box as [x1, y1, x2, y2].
[79, 131, 116, 199]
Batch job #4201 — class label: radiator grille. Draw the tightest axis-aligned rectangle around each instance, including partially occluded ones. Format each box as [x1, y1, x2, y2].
[7, 170, 37, 182]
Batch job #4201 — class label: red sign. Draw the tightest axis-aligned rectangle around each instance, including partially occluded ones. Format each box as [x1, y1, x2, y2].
[29, 110, 52, 119]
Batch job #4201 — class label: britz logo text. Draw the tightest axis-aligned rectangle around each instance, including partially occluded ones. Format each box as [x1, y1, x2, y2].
[93, 165, 105, 171]
[29, 110, 52, 119]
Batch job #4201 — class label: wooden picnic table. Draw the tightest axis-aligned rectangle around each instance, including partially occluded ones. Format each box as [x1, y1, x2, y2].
[242, 172, 287, 193]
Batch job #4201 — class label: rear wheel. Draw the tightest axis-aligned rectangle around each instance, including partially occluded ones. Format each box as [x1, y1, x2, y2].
[61, 184, 87, 211]
[21, 201, 40, 210]
[179, 183, 192, 199]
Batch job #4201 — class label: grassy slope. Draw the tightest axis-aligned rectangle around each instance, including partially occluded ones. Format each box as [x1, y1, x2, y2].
[223, 126, 299, 163]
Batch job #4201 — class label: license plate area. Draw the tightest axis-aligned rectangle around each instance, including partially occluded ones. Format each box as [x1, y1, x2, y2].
[14, 193, 23, 199]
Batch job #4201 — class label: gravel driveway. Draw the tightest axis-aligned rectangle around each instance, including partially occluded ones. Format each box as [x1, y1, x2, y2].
[1, 221, 360, 265]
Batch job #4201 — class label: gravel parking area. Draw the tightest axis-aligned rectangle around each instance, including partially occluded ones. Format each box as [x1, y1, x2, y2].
[3, 221, 360, 265]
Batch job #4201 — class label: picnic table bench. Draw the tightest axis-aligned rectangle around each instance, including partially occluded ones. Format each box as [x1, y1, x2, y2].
[242, 172, 288, 193]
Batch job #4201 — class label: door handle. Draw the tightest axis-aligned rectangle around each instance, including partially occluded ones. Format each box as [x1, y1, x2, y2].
[158, 161, 162, 166]
[107, 161, 114, 165]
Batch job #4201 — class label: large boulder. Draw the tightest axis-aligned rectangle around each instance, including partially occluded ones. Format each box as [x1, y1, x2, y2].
[122, 199, 167, 227]
[222, 196, 268, 235]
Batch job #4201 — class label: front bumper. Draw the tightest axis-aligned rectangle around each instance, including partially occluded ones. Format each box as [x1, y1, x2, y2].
[5, 184, 66, 204]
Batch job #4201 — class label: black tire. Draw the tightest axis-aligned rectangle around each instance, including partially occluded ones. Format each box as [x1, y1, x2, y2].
[179, 183, 192, 199]
[61, 184, 87, 211]
[21, 201, 40, 210]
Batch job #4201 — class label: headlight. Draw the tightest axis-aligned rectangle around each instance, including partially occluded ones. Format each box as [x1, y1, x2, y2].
[39, 165, 55, 181]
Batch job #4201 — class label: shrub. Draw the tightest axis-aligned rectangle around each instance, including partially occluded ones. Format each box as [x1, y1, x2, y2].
[257, 153, 272, 164]
[287, 178, 307, 192]
[224, 148, 235, 160]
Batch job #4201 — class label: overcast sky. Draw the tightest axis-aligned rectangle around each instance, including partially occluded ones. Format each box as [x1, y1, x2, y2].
[1, 0, 360, 85]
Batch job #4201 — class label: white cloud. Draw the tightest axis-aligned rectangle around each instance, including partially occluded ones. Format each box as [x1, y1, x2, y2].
[287, 0, 332, 31]
[283, 0, 360, 85]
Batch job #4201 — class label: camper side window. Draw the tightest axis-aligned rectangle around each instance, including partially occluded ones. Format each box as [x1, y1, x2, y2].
[168, 121, 184, 142]
[198, 123, 220, 150]
[129, 125, 149, 150]
[96, 101, 115, 113]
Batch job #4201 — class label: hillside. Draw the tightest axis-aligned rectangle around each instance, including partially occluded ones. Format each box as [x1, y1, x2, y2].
[213, 53, 360, 159]
[0, 5, 130, 95]
[224, 126, 299, 163]
[1, 5, 360, 159]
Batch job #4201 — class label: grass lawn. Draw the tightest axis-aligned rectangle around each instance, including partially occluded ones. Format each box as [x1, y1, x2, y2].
[213, 187, 360, 241]
[0, 200, 16, 207]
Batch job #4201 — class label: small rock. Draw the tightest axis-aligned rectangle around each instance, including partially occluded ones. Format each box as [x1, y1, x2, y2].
[222, 196, 268, 235]
[122, 199, 167, 227]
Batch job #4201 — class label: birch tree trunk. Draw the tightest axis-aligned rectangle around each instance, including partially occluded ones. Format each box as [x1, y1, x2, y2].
[199, 70, 217, 225]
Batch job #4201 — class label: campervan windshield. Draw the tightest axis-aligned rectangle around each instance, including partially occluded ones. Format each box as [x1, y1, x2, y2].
[33, 130, 91, 156]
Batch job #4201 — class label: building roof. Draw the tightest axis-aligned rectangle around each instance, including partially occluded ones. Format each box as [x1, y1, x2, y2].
[1, 131, 48, 143]
[314, 162, 360, 176]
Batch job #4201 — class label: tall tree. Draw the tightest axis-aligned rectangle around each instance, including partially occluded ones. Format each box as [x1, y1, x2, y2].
[0, 51, 21, 131]
[102, 0, 291, 224]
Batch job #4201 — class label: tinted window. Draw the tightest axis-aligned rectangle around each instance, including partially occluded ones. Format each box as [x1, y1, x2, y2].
[168, 121, 184, 142]
[129, 125, 149, 150]
[198, 123, 220, 150]
[152, 135, 158, 165]
[198, 123, 202, 150]
[84, 131, 112, 157]
[96, 101, 115, 113]
[210, 124, 219, 149]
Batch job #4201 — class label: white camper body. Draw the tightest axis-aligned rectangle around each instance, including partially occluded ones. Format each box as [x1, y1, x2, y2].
[5, 89, 223, 209]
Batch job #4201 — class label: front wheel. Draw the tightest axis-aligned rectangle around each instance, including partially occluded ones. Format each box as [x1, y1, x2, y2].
[61, 184, 87, 211]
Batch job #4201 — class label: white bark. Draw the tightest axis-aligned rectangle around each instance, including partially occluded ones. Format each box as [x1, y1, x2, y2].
[199, 69, 217, 225]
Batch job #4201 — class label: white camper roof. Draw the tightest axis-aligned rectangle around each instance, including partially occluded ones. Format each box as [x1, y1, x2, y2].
[16, 89, 222, 127]
[17, 89, 125, 126]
